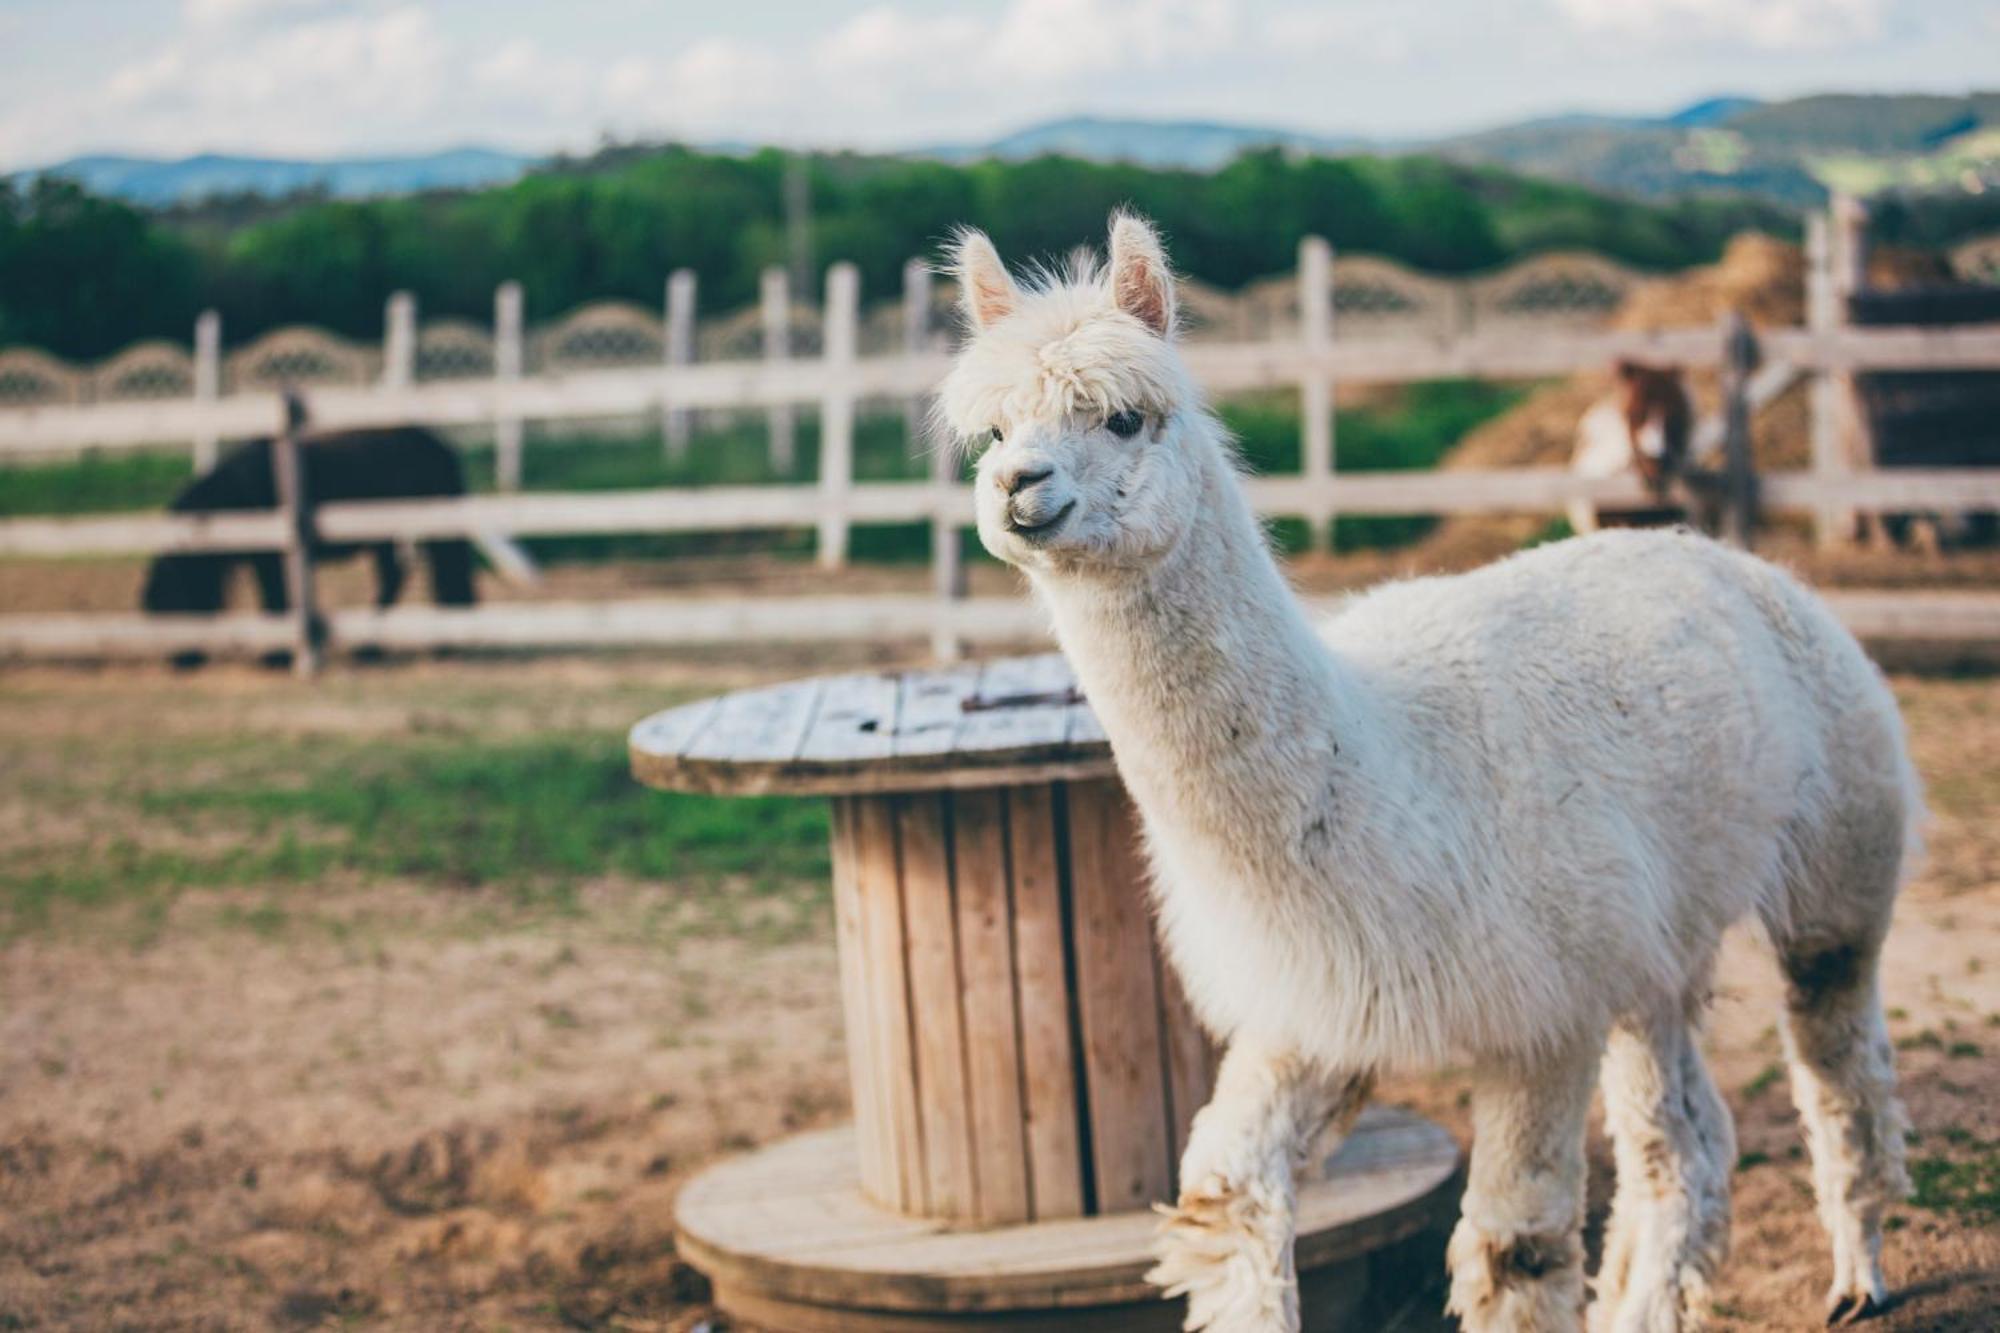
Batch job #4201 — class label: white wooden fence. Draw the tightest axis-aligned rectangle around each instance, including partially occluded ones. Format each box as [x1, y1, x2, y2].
[3, 210, 1999, 666]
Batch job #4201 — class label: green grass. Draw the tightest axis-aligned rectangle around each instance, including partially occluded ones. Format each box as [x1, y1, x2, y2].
[1909, 1136, 2000, 1222]
[2, 730, 829, 936]
[0, 451, 193, 517]
[1223, 379, 1530, 551]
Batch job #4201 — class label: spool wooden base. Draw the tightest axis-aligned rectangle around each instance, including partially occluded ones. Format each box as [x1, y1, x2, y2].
[677, 1107, 1463, 1332]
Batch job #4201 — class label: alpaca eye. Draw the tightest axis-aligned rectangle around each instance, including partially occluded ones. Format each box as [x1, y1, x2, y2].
[1106, 409, 1144, 439]
[990, 425, 1004, 444]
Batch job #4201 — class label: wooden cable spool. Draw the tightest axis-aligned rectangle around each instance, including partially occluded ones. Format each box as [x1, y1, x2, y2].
[631, 654, 1462, 1331]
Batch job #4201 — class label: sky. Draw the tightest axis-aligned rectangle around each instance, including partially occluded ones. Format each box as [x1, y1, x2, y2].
[1, 0, 1996, 170]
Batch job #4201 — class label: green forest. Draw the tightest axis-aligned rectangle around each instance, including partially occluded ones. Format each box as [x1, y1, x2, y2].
[2, 144, 1799, 361]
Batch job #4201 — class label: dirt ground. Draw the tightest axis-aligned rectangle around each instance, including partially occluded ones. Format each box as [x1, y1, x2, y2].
[2, 656, 1996, 1331]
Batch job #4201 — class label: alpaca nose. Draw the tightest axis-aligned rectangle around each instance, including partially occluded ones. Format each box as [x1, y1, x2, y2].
[998, 464, 1053, 496]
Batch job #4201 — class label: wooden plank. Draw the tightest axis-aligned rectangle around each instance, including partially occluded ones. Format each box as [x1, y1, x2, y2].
[851, 796, 926, 1213]
[1155, 952, 1216, 1180]
[796, 671, 900, 764]
[954, 654, 1078, 757]
[682, 676, 824, 763]
[0, 509, 289, 557]
[1064, 780, 1173, 1213]
[710, 1283, 1188, 1332]
[828, 797, 891, 1209]
[949, 787, 1031, 1224]
[896, 792, 977, 1219]
[891, 662, 983, 759]
[5, 320, 1998, 459]
[674, 1110, 1460, 1313]
[1820, 589, 2000, 640]
[1762, 469, 2000, 510]
[0, 611, 297, 658]
[627, 696, 722, 761]
[1008, 784, 1086, 1220]
[14, 583, 2000, 677]
[820, 263, 860, 569]
[10, 460, 2000, 559]
[1765, 324, 2000, 373]
[1065, 694, 1107, 749]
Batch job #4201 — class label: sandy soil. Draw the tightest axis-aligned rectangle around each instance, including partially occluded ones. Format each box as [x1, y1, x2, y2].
[2, 660, 1996, 1331]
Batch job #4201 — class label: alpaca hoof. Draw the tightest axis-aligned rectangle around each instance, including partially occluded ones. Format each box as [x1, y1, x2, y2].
[1145, 1182, 1297, 1333]
[1825, 1290, 1883, 1325]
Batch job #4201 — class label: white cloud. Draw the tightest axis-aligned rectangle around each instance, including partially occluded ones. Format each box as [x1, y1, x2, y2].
[1552, 0, 1887, 49]
[0, 0, 1984, 169]
[820, 7, 984, 75]
[184, 0, 350, 32]
[988, 0, 1239, 80]
[91, 3, 446, 154]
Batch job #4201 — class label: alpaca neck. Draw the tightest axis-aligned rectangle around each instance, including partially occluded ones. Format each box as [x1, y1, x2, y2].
[1032, 434, 1354, 839]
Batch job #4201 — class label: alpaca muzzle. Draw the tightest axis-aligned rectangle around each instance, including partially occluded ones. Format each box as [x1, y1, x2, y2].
[1006, 492, 1077, 539]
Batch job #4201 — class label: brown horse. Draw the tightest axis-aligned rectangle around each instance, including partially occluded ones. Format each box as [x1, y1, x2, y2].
[1568, 360, 1694, 534]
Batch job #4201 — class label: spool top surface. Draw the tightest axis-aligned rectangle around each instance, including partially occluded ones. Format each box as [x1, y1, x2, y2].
[629, 653, 1116, 797]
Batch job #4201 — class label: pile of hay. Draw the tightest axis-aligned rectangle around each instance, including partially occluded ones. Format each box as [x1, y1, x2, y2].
[1409, 234, 1835, 566]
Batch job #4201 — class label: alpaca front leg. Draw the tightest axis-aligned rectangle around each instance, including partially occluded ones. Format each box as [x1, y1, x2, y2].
[1147, 1040, 1371, 1333]
[1448, 1047, 1599, 1333]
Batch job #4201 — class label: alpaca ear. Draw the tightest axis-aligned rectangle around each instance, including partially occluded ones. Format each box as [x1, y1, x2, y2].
[1108, 212, 1175, 337]
[951, 229, 1018, 331]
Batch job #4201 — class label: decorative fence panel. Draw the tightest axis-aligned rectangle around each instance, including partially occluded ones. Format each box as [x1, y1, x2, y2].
[415, 320, 497, 381]
[92, 341, 197, 401]
[0, 249, 1669, 417]
[529, 301, 665, 373]
[224, 326, 379, 393]
[0, 348, 88, 408]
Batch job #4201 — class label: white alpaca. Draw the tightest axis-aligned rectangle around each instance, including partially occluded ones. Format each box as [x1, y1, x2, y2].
[937, 214, 1918, 1333]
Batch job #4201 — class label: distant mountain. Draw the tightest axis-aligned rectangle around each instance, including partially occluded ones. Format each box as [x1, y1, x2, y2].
[926, 115, 1374, 170]
[1423, 92, 1999, 205]
[935, 93, 1995, 208]
[17, 147, 535, 205]
[1662, 97, 1762, 129]
[17, 91, 1998, 212]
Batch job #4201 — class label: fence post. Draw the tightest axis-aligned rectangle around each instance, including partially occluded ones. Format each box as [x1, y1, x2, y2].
[193, 309, 221, 473]
[494, 281, 525, 491]
[902, 258, 933, 451]
[1718, 310, 1759, 550]
[1805, 215, 1847, 547]
[761, 267, 796, 475]
[270, 394, 321, 677]
[1298, 236, 1335, 550]
[665, 268, 696, 462]
[819, 263, 858, 570]
[905, 255, 961, 658]
[383, 291, 417, 389]
[1831, 193, 1878, 543]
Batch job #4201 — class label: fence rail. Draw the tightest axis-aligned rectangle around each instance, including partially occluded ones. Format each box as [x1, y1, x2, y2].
[5, 588, 1998, 664]
[2, 208, 1998, 666]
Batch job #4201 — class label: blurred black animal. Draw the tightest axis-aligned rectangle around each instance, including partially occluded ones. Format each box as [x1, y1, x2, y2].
[141, 427, 477, 622]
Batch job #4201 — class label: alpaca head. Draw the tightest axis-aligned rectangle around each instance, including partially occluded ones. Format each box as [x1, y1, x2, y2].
[938, 212, 1216, 576]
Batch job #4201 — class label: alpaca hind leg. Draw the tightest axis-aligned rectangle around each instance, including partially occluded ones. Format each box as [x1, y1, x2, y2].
[1448, 1046, 1597, 1333]
[1147, 1040, 1371, 1333]
[1593, 1006, 1734, 1333]
[1777, 937, 1908, 1325]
